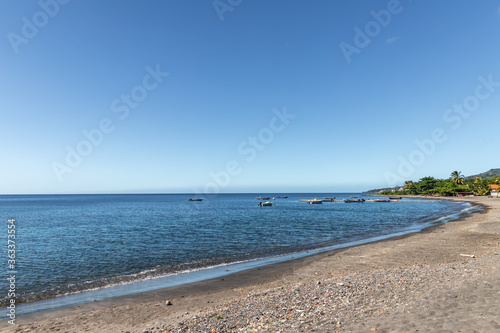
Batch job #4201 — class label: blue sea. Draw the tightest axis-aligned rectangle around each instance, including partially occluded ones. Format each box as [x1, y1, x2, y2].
[0, 193, 478, 317]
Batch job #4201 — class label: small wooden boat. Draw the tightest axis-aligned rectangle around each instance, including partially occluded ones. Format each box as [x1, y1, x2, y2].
[188, 198, 203, 201]
[389, 197, 402, 200]
[344, 198, 365, 203]
[256, 197, 271, 200]
[307, 199, 323, 204]
[258, 201, 273, 207]
[276, 196, 288, 199]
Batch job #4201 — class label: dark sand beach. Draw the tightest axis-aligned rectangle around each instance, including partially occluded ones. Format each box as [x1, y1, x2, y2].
[3, 196, 499, 333]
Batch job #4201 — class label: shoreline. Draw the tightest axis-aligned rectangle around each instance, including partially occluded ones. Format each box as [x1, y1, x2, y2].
[4, 196, 499, 332]
[7, 197, 470, 310]
[6, 198, 472, 311]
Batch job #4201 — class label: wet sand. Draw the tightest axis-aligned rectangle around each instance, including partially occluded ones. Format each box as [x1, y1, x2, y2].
[3, 196, 499, 332]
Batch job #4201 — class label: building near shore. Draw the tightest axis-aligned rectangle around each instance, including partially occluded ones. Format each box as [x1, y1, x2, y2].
[489, 184, 499, 197]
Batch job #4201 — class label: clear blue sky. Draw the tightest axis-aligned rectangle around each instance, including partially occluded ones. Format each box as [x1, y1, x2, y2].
[1, 0, 500, 194]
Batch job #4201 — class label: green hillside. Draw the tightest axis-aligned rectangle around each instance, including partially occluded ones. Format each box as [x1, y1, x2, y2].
[465, 168, 500, 180]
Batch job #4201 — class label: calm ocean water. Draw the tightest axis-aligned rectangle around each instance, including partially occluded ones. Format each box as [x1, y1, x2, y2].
[0, 193, 476, 315]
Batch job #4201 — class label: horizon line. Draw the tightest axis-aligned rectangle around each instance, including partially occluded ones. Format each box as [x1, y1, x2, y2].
[0, 191, 375, 196]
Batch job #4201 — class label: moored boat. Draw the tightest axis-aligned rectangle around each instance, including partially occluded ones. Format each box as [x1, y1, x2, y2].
[258, 201, 273, 207]
[188, 198, 203, 201]
[256, 197, 271, 200]
[276, 196, 288, 199]
[344, 198, 365, 203]
[306, 198, 323, 204]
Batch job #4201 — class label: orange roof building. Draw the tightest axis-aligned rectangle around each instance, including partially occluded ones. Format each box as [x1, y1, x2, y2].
[488, 184, 499, 191]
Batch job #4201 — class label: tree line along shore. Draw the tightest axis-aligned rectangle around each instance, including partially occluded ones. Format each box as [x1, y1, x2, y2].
[374, 169, 500, 197]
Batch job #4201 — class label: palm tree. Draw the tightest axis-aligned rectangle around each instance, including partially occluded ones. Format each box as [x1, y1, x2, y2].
[474, 183, 490, 196]
[450, 171, 464, 185]
[404, 180, 414, 190]
[474, 177, 482, 183]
